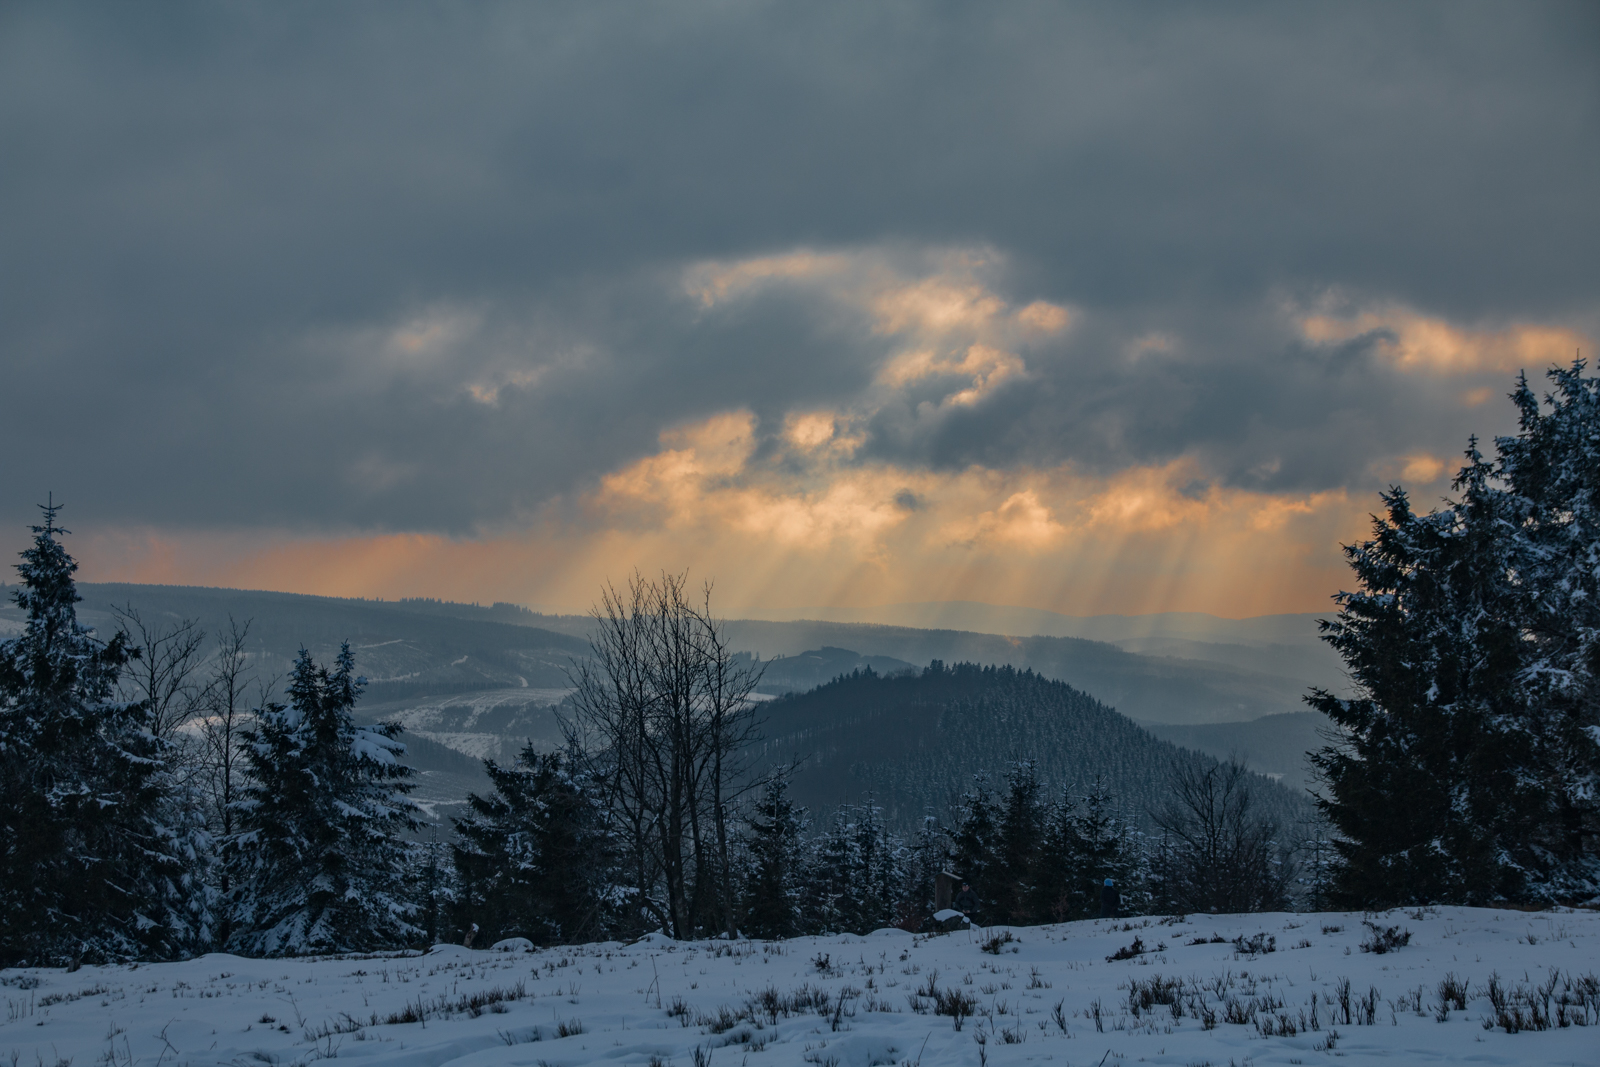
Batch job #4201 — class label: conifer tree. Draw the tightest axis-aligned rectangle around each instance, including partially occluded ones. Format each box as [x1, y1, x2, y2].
[1034, 776, 1128, 920]
[412, 827, 454, 948]
[1073, 776, 1128, 898]
[994, 761, 1045, 923]
[451, 745, 619, 945]
[950, 772, 1000, 923]
[0, 503, 190, 964]
[796, 802, 906, 935]
[226, 645, 418, 954]
[1495, 364, 1600, 896]
[741, 772, 805, 939]
[1312, 363, 1600, 905]
[800, 809, 856, 933]
[849, 801, 903, 933]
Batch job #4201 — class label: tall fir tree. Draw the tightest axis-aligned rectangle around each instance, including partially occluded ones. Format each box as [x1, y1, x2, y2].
[226, 644, 419, 954]
[994, 761, 1045, 923]
[895, 814, 948, 932]
[950, 772, 1000, 923]
[1495, 364, 1600, 897]
[849, 801, 903, 933]
[451, 745, 620, 945]
[798, 802, 905, 935]
[1034, 776, 1128, 920]
[740, 772, 806, 939]
[1311, 366, 1600, 905]
[800, 808, 856, 933]
[0, 503, 190, 964]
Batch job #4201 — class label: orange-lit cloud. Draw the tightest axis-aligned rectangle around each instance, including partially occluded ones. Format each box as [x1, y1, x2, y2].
[56, 256, 1588, 626]
[1301, 305, 1588, 375]
[75, 407, 1373, 620]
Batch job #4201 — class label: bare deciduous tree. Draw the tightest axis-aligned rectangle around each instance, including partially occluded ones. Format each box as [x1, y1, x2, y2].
[198, 617, 257, 841]
[113, 604, 208, 745]
[1151, 758, 1291, 914]
[563, 572, 763, 939]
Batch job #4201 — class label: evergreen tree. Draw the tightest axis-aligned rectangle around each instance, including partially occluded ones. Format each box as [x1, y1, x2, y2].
[1312, 363, 1600, 905]
[800, 809, 856, 933]
[411, 827, 455, 947]
[1495, 364, 1600, 897]
[849, 800, 903, 933]
[1033, 784, 1086, 921]
[950, 772, 1000, 923]
[740, 772, 805, 939]
[1073, 776, 1128, 902]
[1035, 776, 1128, 920]
[796, 801, 906, 935]
[896, 814, 948, 932]
[994, 761, 1045, 923]
[0, 503, 190, 965]
[450, 745, 619, 945]
[226, 645, 419, 954]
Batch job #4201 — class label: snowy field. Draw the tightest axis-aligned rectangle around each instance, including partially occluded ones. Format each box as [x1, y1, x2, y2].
[3, 908, 1596, 1067]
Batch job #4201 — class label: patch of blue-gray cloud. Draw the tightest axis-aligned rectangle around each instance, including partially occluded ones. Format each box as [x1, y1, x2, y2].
[0, 1, 1595, 532]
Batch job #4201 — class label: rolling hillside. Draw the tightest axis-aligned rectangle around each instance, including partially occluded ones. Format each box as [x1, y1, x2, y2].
[749, 661, 1312, 830]
[0, 585, 1337, 817]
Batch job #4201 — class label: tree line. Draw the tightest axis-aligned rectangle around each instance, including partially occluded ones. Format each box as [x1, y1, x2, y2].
[0, 527, 1296, 963]
[2, 362, 1594, 961]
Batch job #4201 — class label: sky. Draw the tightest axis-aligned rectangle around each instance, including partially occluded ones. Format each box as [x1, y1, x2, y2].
[3, 2, 1597, 619]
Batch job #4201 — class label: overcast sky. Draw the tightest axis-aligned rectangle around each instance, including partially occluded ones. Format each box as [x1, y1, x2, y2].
[3, 2, 1597, 617]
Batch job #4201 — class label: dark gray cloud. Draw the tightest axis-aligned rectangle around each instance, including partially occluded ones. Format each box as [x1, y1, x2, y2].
[1, 1, 1596, 533]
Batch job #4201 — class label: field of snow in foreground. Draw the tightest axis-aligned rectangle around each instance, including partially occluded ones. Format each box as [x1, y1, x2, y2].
[3, 908, 1597, 1067]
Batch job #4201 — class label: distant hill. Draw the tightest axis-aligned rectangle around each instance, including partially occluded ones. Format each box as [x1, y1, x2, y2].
[1141, 711, 1336, 795]
[750, 662, 1313, 831]
[726, 622, 1318, 725]
[0, 585, 1338, 821]
[526, 614, 1324, 726]
[1, 584, 1338, 725]
[736, 600, 1350, 692]
[754, 646, 918, 694]
[51, 583, 591, 694]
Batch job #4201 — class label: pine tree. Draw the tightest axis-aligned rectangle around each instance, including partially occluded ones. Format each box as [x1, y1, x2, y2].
[1309, 363, 1600, 906]
[849, 801, 903, 933]
[994, 761, 1045, 923]
[450, 745, 619, 946]
[0, 503, 190, 965]
[895, 814, 948, 932]
[226, 645, 419, 954]
[1495, 364, 1600, 897]
[411, 827, 455, 947]
[950, 772, 1000, 923]
[800, 809, 856, 934]
[1073, 776, 1128, 899]
[740, 772, 805, 939]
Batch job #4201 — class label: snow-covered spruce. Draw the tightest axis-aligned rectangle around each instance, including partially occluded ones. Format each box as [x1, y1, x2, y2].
[2, 907, 1596, 1066]
[0, 503, 197, 966]
[1311, 361, 1600, 907]
[225, 644, 420, 955]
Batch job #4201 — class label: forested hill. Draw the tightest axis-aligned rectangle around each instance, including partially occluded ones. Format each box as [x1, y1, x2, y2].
[753, 661, 1311, 831]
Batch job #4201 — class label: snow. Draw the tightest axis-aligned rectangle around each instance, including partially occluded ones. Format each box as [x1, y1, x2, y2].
[2, 907, 1597, 1067]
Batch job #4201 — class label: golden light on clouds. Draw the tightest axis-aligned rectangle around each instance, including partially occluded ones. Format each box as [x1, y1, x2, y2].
[877, 344, 1028, 407]
[1301, 305, 1588, 375]
[63, 251, 1589, 624]
[77, 409, 1369, 620]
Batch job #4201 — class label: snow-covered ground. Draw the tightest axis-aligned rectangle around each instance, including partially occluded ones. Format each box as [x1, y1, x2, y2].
[3, 908, 1596, 1067]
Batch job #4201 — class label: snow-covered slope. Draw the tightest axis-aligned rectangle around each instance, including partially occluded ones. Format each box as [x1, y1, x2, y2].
[3, 908, 1595, 1066]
